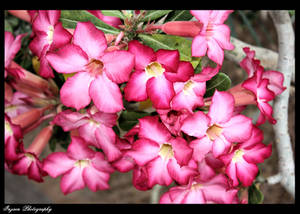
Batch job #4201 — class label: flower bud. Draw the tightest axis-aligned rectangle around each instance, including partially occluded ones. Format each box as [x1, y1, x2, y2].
[8, 10, 31, 22]
[228, 84, 257, 106]
[161, 21, 203, 37]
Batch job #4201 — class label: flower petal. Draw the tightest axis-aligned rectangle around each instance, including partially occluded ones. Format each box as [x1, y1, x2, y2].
[181, 111, 210, 138]
[101, 50, 134, 84]
[60, 71, 94, 111]
[191, 35, 208, 57]
[82, 166, 110, 191]
[89, 72, 123, 113]
[60, 167, 85, 195]
[147, 156, 173, 187]
[164, 61, 194, 82]
[190, 137, 212, 162]
[167, 159, 198, 185]
[53, 110, 89, 132]
[73, 21, 107, 59]
[67, 136, 96, 160]
[156, 49, 179, 73]
[207, 38, 224, 65]
[170, 137, 193, 166]
[236, 158, 258, 187]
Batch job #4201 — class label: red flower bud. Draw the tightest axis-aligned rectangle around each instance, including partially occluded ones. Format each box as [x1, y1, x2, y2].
[161, 21, 203, 37]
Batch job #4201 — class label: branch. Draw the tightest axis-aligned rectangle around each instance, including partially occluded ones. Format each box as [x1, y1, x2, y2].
[269, 10, 295, 199]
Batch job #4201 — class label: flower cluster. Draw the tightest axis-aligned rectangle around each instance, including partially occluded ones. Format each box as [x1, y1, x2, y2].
[4, 10, 285, 203]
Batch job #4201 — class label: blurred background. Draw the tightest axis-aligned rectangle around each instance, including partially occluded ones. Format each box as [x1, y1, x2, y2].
[4, 10, 295, 204]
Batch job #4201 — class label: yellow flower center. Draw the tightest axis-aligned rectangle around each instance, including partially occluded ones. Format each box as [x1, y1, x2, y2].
[232, 149, 244, 163]
[74, 159, 91, 168]
[206, 124, 223, 141]
[183, 80, 195, 95]
[159, 143, 174, 160]
[145, 61, 165, 77]
[47, 25, 54, 45]
[86, 59, 104, 77]
[5, 120, 13, 136]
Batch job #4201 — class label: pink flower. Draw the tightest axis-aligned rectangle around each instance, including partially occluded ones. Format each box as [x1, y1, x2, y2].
[29, 10, 72, 78]
[4, 31, 26, 78]
[124, 40, 192, 109]
[46, 21, 134, 112]
[190, 10, 234, 65]
[181, 90, 253, 159]
[125, 116, 197, 188]
[5, 91, 33, 118]
[53, 106, 121, 162]
[43, 136, 114, 195]
[219, 126, 272, 187]
[87, 10, 122, 28]
[159, 174, 238, 204]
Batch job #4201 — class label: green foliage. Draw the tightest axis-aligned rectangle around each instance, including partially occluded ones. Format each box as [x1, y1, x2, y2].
[118, 110, 150, 131]
[166, 10, 193, 22]
[101, 10, 126, 20]
[204, 72, 232, 97]
[60, 10, 120, 34]
[248, 183, 264, 204]
[49, 125, 71, 152]
[141, 10, 173, 22]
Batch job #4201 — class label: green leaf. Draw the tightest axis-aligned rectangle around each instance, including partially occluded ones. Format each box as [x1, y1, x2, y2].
[60, 10, 120, 34]
[138, 33, 200, 68]
[101, 10, 126, 20]
[204, 72, 231, 97]
[48, 125, 71, 152]
[141, 10, 173, 22]
[5, 20, 13, 32]
[166, 10, 193, 21]
[248, 183, 264, 204]
[118, 110, 150, 131]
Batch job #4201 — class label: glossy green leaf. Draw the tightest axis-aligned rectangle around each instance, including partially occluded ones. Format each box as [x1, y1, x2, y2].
[166, 10, 193, 21]
[118, 110, 150, 131]
[204, 72, 231, 97]
[138, 34, 200, 68]
[101, 10, 126, 20]
[60, 10, 120, 34]
[141, 10, 173, 22]
[248, 183, 264, 204]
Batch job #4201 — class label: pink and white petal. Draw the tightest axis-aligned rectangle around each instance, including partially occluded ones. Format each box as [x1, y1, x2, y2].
[95, 126, 121, 162]
[128, 40, 156, 70]
[191, 35, 208, 57]
[263, 70, 286, 96]
[89, 72, 124, 113]
[60, 167, 85, 195]
[171, 88, 204, 113]
[46, 10, 60, 26]
[192, 65, 220, 82]
[243, 143, 272, 164]
[170, 137, 193, 166]
[190, 137, 212, 162]
[67, 136, 96, 160]
[203, 183, 238, 204]
[209, 10, 234, 24]
[222, 115, 253, 142]
[60, 71, 94, 111]
[208, 90, 234, 125]
[82, 166, 110, 191]
[73, 22, 107, 59]
[124, 70, 151, 102]
[257, 101, 276, 125]
[146, 75, 175, 109]
[197, 158, 216, 181]
[5, 32, 26, 66]
[28, 33, 48, 58]
[77, 122, 98, 146]
[53, 110, 89, 132]
[212, 135, 231, 157]
[132, 166, 151, 191]
[27, 161, 44, 182]
[164, 61, 194, 82]
[181, 111, 210, 138]
[11, 155, 29, 175]
[225, 162, 239, 187]
[159, 191, 173, 203]
[190, 10, 211, 25]
[5, 137, 20, 161]
[183, 189, 206, 204]
[212, 24, 234, 50]
[42, 152, 76, 178]
[112, 155, 135, 173]
[101, 50, 134, 84]
[257, 79, 275, 101]
[91, 152, 115, 173]
[207, 38, 224, 65]
[167, 158, 198, 185]
[138, 116, 172, 144]
[241, 76, 258, 95]
[91, 111, 118, 127]
[125, 138, 160, 166]
[147, 156, 173, 187]
[39, 49, 55, 78]
[156, 49, 179, 72]
[32, 10, 50, 33]
[242, 126, 264, 149]
[236, 159, 258, 187]
[46, 44, 89, 74]
[52, 22, 72, 49]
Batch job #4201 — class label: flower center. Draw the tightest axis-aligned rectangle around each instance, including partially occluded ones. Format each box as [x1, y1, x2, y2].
[232, 149, 244, 163]
[145, 61, 165, 77]
[47, 25, 54, 45]
[183, 80, 195, 95]
[25, 153, 36, 162]
[74, 159, 91, 168]
[191, 182, 203, 190]
[206, 124, 223, 141]
[86, 59, 104, 77]
[5, 120, 13, 136]
[5, 105, 17, 113]
[159, 143, 174, 160]
[205, 21, 214, 38]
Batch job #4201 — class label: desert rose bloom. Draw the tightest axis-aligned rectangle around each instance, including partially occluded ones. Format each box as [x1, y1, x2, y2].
[29, 10, 72, 78]
[5, 31, 26, 78]
[87, 10, 122, 28]
[53, 106, 121, 162]
[159, 174, 238, 204]
[181, 90, 253, 159]
[125, 116, 197, 188]
[43, 136, 114, 195]
[219, 126, 272, 187]
[124, 40, 193, 109]
[5, 91, 34, 118]
[190, 10, 234, 65]
[47, 21, 134, 112]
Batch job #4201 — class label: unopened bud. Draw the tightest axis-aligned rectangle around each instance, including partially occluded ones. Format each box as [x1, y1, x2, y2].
[161, 21, 203, 37]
